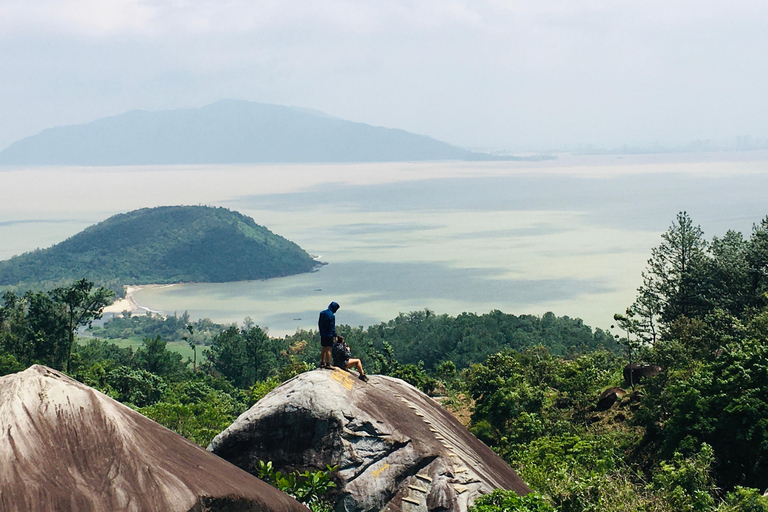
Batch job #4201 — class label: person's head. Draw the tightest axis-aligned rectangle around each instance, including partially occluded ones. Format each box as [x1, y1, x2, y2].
[336, 335, 344, 344]
[329, 302, 340, 313]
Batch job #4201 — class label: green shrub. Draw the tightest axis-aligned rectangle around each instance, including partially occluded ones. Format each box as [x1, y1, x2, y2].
[0, 351, 25, 376]
[648, 444, 716, 512]
[507, 433, 658, 512]
[469, 489, 555, 512]
[256, 460, 337, 510]
[249, 377, 281, 405]
[391, 362, 436, 394]
[104, 366, 166, 407]
[718, 487, 768, 512]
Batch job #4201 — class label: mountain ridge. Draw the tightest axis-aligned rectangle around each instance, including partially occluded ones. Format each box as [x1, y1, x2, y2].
[0, 100, 514, 165]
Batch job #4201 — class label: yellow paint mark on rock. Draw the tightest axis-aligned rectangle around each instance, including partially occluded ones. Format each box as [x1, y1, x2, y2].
[331, 370, 355, 390]
[372, 463, 390, 477]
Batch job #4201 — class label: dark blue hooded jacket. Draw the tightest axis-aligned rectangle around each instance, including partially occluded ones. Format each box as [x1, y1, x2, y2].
[318, 302, 340, 340]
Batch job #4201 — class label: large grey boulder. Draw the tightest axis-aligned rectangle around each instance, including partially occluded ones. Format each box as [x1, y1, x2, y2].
[208, 369, 531, 512]
[0, 365, 306, 512]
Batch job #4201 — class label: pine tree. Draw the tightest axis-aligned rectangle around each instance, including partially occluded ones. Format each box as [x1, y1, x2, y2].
[638, 211, 707, 325]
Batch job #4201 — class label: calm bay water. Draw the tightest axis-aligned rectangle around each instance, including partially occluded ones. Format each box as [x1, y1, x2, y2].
[2, 152, 767, 335]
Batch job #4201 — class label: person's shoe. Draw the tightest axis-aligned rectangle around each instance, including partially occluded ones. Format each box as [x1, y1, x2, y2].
[358, 373, 369, 382]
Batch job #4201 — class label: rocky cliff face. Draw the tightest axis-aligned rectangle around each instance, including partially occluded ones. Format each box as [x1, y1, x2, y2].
[0, 365, 306, 512]
[208, 369, 531, 512]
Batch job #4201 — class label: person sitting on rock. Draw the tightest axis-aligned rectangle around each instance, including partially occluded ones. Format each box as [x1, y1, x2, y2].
[332, 336, 368, 382]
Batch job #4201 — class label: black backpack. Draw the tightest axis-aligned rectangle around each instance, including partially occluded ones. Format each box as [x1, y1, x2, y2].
[332, 342, 350, 365]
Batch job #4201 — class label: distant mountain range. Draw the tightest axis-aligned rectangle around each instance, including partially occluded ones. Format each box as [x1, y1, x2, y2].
[0, 205, 319, 287]
[0, 100, 513, 165]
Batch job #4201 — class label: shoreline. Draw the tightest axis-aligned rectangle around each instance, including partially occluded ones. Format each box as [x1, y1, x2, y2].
[103, 284, 171, 316]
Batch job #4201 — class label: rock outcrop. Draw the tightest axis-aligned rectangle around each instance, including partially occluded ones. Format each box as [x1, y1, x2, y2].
[596, 387, 627, 411]
[623, 363, 661, 385]
[208, 369, 531, 512]
[0, 365, 306, 512]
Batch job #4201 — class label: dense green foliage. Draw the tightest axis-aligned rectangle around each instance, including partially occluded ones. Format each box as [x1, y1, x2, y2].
[0, 279, 112, 371]
[380, 310, 616, 369]
[469, 489, 555, 512]
[257, 460, 337, 510]
[364, 309, 620, 369]
[203, 324, 290, 387]
[0, 205, 318, 288]
[90, 310, 224, 344]
[0, 276, 127, 300]
[636, 312, 768, 491]
[609, 213, 768, 494]
[465, 349, 622, 447]
[620, 212, 768, 344]
[137, 380, 248, 446]
[276, 309, 620, 376]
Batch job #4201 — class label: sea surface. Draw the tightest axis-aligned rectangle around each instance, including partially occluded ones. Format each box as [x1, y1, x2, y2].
[2, 152, 768, 336]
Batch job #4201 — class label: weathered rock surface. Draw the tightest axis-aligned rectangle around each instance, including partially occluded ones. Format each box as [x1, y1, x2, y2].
[0, 365, 306, 512]
[596, 387, 627, 411]
[623, 363, 661, 384]
[208, 369, 531, 512]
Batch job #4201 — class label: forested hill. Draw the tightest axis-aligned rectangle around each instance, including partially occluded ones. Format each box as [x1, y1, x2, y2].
[0, 100, 509, 165]
[0, 206, 319, 287]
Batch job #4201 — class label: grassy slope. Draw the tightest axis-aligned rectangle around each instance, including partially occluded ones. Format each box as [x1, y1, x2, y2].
[77, 335, 208, 364]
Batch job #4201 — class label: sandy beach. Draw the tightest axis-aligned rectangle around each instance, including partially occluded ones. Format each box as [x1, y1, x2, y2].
[103, 285, 172, 316]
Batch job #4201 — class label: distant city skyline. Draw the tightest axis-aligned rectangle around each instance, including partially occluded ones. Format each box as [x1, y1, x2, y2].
[1, 1, 766, 153]
[469, 135, 768, 155]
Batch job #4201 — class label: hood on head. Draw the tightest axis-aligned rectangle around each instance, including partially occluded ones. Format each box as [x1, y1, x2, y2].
[329, 302, 340, 312]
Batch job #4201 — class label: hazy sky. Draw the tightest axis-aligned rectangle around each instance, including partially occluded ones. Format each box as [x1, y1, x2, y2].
[1, 0, 766, 152]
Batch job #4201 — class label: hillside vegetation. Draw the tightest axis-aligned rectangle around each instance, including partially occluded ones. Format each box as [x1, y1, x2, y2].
[0, 205, 318, 288]
[3, 211, 768, 512]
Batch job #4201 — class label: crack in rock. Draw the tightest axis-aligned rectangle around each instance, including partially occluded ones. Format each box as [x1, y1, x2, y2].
[209, 371, 530, 512]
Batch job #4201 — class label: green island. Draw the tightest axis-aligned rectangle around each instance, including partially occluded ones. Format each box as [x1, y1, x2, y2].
[0, 205, 319, 294]
[2, 211, 768, 512]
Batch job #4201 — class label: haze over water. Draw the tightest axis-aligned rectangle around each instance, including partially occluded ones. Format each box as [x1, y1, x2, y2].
[1, 151, 767, 336]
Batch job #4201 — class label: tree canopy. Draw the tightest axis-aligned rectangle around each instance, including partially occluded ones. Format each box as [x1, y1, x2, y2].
[0, 205, 319, 288]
